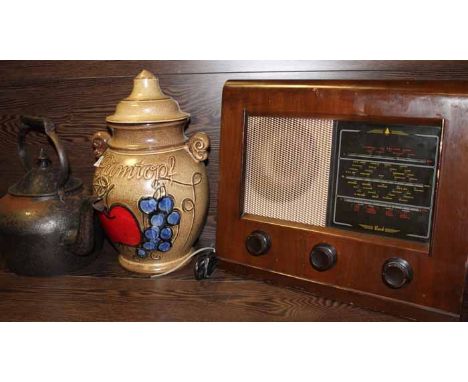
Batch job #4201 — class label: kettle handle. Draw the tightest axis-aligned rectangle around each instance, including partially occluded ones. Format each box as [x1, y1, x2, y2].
[18, 116, 69, 189]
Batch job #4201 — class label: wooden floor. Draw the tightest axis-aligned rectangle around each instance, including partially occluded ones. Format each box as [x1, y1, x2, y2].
[0, 242, 405, 321]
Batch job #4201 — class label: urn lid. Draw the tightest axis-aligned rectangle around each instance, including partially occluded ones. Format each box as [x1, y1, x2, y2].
[106, 70, 190, 124]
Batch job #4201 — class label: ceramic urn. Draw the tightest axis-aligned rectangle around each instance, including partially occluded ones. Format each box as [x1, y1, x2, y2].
[92, 70, 210, 274]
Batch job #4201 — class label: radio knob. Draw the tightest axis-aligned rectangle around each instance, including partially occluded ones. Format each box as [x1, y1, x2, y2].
[245, 231, 271, 256]
[246, 230, 271, 256]
[309, 243, 337, 271]
[382, 258, 413, 289]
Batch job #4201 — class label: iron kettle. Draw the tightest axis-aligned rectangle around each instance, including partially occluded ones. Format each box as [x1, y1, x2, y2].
[0, 116, 103, 276]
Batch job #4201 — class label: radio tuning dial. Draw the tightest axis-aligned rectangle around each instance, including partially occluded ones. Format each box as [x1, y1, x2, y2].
[246, 230, 271, 256]
[382, 258, 413, 289]
[309, 243, 337, 271]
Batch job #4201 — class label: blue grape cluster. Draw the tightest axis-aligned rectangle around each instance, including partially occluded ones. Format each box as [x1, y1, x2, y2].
[135, 195, 181, 259]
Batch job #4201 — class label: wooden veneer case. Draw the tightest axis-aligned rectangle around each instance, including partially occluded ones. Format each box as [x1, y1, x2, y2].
[216, 80, 468, 321]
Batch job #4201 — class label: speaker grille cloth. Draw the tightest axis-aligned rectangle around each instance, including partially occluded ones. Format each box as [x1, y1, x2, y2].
[243, 116, 334, 226]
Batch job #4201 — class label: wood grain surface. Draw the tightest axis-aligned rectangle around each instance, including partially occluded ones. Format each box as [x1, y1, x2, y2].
[0, 242, 404, 321]
[0, 61, 466, 321]
[1, 60, 468, 85]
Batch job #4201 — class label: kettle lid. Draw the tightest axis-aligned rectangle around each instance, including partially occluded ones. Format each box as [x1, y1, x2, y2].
[8, 148, 82, 197]
[106, 70, 190, 124]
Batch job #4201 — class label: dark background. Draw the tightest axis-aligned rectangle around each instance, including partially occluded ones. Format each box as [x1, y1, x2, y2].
[1, 60, 468, 248]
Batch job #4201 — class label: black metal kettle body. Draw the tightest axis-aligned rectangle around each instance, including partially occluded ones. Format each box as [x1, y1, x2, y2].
[0, 116, 103, 276]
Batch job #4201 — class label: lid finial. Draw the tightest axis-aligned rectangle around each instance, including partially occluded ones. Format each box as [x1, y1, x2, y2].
[125, 70, 168, 101]
[106, 69, 189, 124]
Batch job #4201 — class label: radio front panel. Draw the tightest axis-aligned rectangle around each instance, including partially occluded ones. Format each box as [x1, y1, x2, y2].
[243, 116, 442, 243]
[217, 80, 468, 320]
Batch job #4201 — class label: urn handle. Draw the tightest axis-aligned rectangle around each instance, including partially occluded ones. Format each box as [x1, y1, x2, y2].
[19, 115, 69, 189]
[92, 131, 111, 159]
[186, 132, 210, 162]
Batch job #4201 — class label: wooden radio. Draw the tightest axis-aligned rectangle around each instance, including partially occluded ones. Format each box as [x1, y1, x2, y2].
[216, 80, 468, 321]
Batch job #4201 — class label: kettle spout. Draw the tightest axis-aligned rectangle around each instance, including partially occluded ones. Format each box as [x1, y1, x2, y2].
[68, 197, 102, 256]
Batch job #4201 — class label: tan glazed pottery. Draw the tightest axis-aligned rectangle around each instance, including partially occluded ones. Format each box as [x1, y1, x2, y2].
[92, 70, 210, 274]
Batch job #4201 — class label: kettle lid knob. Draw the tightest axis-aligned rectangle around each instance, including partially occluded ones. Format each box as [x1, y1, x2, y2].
[37, 148, 51, 169]
[7, 117, 83, 198]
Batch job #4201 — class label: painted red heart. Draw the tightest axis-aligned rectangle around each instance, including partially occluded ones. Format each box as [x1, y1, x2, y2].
[98, 205, 142, 246]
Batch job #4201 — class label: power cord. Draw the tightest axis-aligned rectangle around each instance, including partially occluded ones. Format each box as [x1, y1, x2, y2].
[150, 246, 216, 279]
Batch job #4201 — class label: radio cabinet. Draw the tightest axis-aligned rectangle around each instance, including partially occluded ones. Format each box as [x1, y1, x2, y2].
[216, 80, 468, 321]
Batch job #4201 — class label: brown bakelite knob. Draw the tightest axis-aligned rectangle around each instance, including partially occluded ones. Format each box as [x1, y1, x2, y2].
[246, 230, 271, 256]
[309, 243, 337, 271]
[382, 258, 413, 289]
